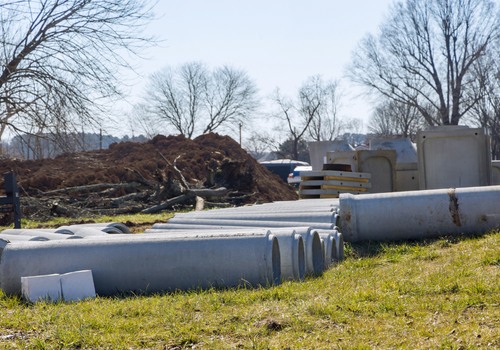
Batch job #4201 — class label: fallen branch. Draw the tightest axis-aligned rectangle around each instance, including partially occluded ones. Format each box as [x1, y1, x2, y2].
[38, 182, 141, 196]
[205, 202, 234, 208]
[185, 187, 229, 197]
[157, 150, 191, 190]
[125, 168, 155, 188]
[141, 194, 194, 214]
[226, 192, 257, 200]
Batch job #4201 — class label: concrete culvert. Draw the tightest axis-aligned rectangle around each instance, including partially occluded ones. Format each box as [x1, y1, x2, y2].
[167, 212, 337, 224]
[55, 227, 115, 236]
[70, 223, 130, 233]
[0, 234, 49, 242]
[0, 234, 281, 296]
[1, 230, 83, 241]
[339, 186, 500, 242]
[261, 228, 306, 281]
[283, 228, 323, 274]
[316, 231, 336, 269]
[150, 220, 336, 230]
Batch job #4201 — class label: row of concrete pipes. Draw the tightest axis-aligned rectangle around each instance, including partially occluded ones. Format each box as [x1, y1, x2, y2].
[1, 185, 500, 297]
[0, 208, 343, 296]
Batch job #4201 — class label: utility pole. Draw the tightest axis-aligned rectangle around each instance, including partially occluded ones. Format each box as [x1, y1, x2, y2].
[239, 122, 242, 146]
[100, 129, 102, 150]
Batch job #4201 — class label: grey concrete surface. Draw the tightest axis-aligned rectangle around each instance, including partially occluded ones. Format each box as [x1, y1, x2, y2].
[0, 234, 281, 295]
[339, 186, 500, 242]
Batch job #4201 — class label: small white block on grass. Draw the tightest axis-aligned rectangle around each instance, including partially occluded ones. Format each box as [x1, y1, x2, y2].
[60, 270, 96, 301]
[21, 274, 61, 302]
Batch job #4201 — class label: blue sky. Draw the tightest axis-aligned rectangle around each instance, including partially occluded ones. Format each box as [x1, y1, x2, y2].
[119, 0, 395, 139]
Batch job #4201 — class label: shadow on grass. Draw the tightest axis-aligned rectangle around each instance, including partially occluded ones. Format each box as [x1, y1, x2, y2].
[345, 230, 498, 259]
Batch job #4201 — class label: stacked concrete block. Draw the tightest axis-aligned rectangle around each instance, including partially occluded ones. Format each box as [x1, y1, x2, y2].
[417, 126, 492, 190]
[298, 170, 371, 199]
[308, 140, 355, 171]
[326, 149, 397, 193]
[370, 138, 419, 191]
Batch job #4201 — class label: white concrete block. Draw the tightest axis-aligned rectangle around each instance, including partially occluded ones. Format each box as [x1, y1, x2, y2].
[417, 126, 492, 189]
[60, 270, 96, 301]
[21, 274, 61, 302]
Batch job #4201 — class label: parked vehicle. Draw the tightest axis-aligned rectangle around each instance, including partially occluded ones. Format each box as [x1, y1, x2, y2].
[287, 165, 312, 185]
[260, 159, 310, 183]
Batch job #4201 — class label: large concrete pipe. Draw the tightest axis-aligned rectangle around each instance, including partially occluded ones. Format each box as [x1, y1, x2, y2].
[151, 220, 336, 230]
[339, 186, 500, 242]
[316, 232, 336, 268]
[69, 223, 130, 233]
[174, 208, 336, 216]
[281, 227, 323, 274]
[137, 228, 304, 282]
[167, 212, 338, 224]
[55, 227, 117, 236]
[1, 229, 84, 240]
[0, 233, 281, 296]
[0, 234, 49, 242]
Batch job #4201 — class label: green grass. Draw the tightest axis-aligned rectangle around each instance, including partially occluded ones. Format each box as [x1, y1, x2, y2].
[1, 227, 500, 348]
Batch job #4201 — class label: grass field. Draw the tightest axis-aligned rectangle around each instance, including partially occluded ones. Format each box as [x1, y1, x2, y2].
[0, 219, 499, 349]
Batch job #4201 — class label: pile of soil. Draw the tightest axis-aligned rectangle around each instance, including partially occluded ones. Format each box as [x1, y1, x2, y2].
[0, 133, 298, 221]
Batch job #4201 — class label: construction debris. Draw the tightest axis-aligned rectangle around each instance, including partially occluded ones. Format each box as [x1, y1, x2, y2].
[0, 133, 298, 223]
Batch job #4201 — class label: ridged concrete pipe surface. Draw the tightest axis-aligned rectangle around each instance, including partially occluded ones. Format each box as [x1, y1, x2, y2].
[151, 220, 336, 230]
[340, 186, 500, 242]
[0, 234, 280, 295]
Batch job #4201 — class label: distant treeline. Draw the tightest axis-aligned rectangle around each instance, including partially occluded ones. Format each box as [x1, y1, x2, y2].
[1, 133, 149, 160]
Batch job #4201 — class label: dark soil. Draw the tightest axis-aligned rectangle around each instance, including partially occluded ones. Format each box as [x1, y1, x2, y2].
[0, 133, 298, 213]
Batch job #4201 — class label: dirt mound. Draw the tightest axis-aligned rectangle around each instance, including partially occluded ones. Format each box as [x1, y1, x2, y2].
[0, 133, 298, 210]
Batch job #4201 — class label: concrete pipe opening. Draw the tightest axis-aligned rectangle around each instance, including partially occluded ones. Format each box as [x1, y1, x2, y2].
[267, 236, 281, 285]
[337, 232, 344, 261]
[311, 232, 323, 273]
[294, 235, 305, 280]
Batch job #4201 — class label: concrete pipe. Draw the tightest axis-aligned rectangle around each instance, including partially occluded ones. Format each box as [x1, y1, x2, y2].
[55, 227, 116, 236]
[316, 232, 336, 268]
[151, 220, 336, 230]
[253, 228, 305, 281]
[139, 228, 304, 282]
[167, 212, 338, 224]
[339, 186, 500, 242]
[281, 227, 323, 274]
[0, 234, 49, 242]
[1, 229, 84, 241]
[142, 226, 322, 275]
[113, 226, 301, 281]
[334, 230, 344, 261]
[0, 233, 280, 296]
[173, 208, 336, 216]
[69, 223, 131, 233]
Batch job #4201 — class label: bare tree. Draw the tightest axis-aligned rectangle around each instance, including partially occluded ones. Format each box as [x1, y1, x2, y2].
[142, 62, 259, 138]
[369, 99, 426, 140]
[269, 82, 320, 160]
[467, 45, 500, 158]
[347, 0, 500, 126]
[0, 0, 156, 140]
[305, 76, 347, 141]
